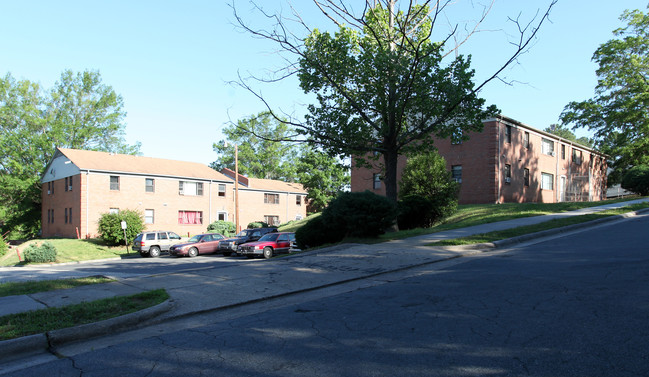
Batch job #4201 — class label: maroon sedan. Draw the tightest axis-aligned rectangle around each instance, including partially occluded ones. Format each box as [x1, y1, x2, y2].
[169, 233, 225, 257]
[238, 232, 295, 259]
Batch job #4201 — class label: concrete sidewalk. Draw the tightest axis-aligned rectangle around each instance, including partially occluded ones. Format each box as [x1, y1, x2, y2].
[1, 198, 648, 361]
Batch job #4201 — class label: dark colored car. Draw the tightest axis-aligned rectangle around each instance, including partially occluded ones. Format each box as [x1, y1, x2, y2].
[238, 232, 295, 259]
[169, 233, 225, 257]
[218, 228, 278, 256]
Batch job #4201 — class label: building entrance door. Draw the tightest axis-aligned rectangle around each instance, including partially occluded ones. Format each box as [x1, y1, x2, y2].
[559, 176, 566, 202]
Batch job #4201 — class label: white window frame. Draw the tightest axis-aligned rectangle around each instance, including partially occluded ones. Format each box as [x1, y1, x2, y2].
[145, 209, 155, 224]
[542, 138, 555, 156]
[541, 172, 554, 190]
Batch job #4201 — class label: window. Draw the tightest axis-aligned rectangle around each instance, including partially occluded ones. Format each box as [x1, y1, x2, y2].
[523, 132, 529, 149]
[47, 209, 54, 224]
[47, 181, 53, 195]
[217, 212, 227, 221]
[179, 181, 204, 196]
[145, 209, 154, 224]
[451, 165, 462, 183]
[264, 193, 280, 204]
[65, 176, 72, 192]
[542, 138, 555, 156]
[110, 176, 120, 190]
[524, 168, 530, 187]
[109, 208, 119, 214]
[541, 173, 554, 190]
[572, 149, 582, 165]
[296, 195, 302, 206]
[145, 178, 155, 193]
[561, 144, 566, 160]
[373, 173, 381, 189]
[504, 164, 511, 184]
[218, 184, 226, 197]
[505, 125, 512, 143]
[178, 210, 203, 225]
[65, 208, 72, 223]
[264, 215, 280, 226]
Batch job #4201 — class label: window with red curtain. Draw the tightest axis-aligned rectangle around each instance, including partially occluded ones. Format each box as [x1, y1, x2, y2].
[178, 211, 203, 225]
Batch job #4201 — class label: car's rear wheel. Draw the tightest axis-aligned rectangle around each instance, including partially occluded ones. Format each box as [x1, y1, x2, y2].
[188, 247, 198, 257]
[263, 247, 273, 259]
[149, 246, 161, 258]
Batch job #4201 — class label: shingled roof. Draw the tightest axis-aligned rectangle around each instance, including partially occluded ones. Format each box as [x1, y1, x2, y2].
[220, 168, 307, 194]
[52, 148, 231, 181]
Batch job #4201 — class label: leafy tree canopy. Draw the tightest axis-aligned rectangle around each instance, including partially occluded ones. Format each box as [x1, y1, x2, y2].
[560, 6, 649, 183]
[233, 0, 555, 202]
[544, 124, 593, 148]
[211, 112, 301, 182]
[296, 148, 350, 212]
[0, 70, 140, 238]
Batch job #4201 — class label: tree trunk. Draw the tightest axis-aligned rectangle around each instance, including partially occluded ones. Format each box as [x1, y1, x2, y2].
[383, 149, 399, 203]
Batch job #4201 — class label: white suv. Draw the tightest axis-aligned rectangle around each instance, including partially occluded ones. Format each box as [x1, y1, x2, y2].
[133, 231, 183, 257]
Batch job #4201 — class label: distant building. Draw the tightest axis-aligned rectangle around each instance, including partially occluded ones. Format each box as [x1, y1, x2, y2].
[351, 115, 608, 204]
[41, 148, 307, 238]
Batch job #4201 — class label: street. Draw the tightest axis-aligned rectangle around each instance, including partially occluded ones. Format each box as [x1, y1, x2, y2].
[4, 214, 649, 376]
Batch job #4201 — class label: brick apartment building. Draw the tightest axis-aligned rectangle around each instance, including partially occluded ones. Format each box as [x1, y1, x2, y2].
[41, 148, 307, 238]
[352, 115, 608, 204]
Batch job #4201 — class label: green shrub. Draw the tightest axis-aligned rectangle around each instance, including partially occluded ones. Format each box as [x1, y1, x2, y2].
[621, 165, 649, 196]
[207, 220, 236, 237]
[23, 241, 57, 263]
[0, 238, 7, 257]
[295, 214, 345, 249]
[325, 191, 397, 238]
[398, 195, 436, 230]
[97, 210, 144, 246]
[399, 150, 459, 227]
[295, 191, 397, 249]
[247, 221, 270, 229]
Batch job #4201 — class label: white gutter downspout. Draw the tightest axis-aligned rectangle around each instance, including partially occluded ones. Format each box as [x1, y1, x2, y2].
[85, 170, 89, 238]
[209, 181, 212, 225]
[497, 122, 501, 204]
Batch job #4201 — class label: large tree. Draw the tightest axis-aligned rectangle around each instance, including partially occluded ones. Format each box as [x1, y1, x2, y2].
[560, 6, 649, 184]
[233, 0, 555, 202]
[544, 124, 593, 148]
[211, 112, 301, 181]
[295, 148, 350, 212]
[0, 70, 139, 238]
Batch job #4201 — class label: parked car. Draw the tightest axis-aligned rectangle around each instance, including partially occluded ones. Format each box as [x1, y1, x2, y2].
[218, 227, 278, 256]
[238, 232, 295, 259]
[169, 233, 225, 257]
[133, 231, 183, 257]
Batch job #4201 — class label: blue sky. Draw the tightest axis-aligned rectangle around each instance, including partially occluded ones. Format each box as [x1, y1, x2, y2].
[1, 1, 646, 165]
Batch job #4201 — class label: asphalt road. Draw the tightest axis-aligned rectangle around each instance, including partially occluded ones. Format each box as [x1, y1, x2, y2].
[5, 214, 649, 376]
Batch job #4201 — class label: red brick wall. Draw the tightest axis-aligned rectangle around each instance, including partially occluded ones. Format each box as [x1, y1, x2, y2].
[350, 118, 608, 205]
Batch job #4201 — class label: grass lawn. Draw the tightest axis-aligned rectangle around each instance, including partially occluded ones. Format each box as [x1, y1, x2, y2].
[1, 238, 132, 267]
[376, 196, 644, 242]
[0, 289, 169, 341]
[0, 276, 114, 297]
[433, 202, 649, 246]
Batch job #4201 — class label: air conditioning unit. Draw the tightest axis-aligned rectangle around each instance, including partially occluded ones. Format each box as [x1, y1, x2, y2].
[505, 177, 511, 184]
[551, 152, 556, 157]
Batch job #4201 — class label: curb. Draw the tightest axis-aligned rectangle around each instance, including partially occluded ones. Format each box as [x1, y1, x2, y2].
[0, 299, 174, 363]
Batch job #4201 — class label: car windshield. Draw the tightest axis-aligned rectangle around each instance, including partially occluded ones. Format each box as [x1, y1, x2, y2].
[258, 233, 279, 242]
[236, 230, 251, 237]
[187, 235, 203, 243]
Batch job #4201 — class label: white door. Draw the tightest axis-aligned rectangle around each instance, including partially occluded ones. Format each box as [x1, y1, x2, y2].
[559, 176, 566, 202]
